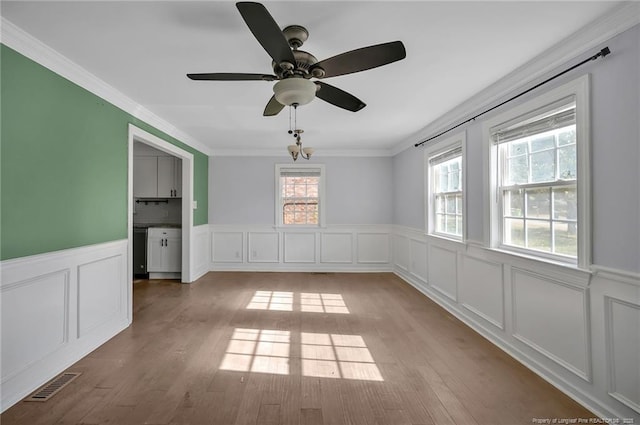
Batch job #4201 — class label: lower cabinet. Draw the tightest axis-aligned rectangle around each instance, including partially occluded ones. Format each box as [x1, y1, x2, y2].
[147, 228, 182, 272]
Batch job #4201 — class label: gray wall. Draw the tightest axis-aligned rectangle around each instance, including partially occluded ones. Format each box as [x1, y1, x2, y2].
[393, 24, 640, 273]
[392, 147, 425, 230]
[209, 156, 393, 225]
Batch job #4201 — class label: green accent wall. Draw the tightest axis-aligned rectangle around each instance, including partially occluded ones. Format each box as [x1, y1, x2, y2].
[1, 45, 208, 260]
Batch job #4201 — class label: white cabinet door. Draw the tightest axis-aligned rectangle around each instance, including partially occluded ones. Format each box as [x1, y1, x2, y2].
[133, 157, 158, 198]
[157, 157, 175, 198]
[147, 232, 165, 271]
[173, 159, 182, 198]
[157, 157, 182, 198]
[164, 233, 182, 272]
[147, 228, 182, 272]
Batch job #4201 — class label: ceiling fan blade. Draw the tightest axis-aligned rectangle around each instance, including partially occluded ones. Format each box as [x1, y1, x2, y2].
[315, 82, 366, 112]
[263, 95, 285, 116]
[187, 73, 276, 81]
[236, 2, 296, 66]
[313, 41, 406, 79]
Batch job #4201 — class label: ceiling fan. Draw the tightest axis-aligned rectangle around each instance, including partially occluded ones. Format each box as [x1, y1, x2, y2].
[187, 2, 406, 116]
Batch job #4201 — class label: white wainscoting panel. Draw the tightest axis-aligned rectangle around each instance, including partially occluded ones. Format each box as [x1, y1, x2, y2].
[511, 268, 591, 381]
[459, 255, 504, 329]
[409, 239, 427, 283]
[192, 224, 210, 280]
[212, 231, 243, 263]
[357, 233, 390, 264]
[393, 234, 410, 271]
[284, 232, 316, 263]
[0, 240, 129, 413]
[1, 270, 69, 382]
[320, 233, 353, 264]
[428, 244, 458, 301]
[210, 225, 391, 271]
[605, 296, 640, 413]
[248, 232, 280, 263]
[77, 256, 122, 337]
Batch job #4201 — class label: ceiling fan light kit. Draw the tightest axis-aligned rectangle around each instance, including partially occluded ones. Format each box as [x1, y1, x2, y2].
[186, 1, 406, 159]
[287, 129, 313, 161]
[273, 78, 317, 106]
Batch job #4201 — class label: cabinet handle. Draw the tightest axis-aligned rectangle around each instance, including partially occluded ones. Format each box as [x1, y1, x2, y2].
[165, 238, 168, 247]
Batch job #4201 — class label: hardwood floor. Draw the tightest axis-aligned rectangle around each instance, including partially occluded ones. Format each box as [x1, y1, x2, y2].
[1, 272, 594, 425]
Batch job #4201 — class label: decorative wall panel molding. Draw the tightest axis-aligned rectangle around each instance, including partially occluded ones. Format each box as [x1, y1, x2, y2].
[393, 234, 410, 271]
[284, 232, 316, 263]
[248, 232, 280, 263]
[1, 270, 69, 381]
[320, 233, 353, 264]
[605, 296, 640, 414]
[0, 240, 129, 412]
[192, 224, 211, 280]
[210, 225, 392, 272]
[357, 233, 390, 264]
[427, 244, 458, 301]
[409, 239, 428, 283]
[459, 255, 504, 330]
[77, 256, 122, 337]
[511, 268, 591, 381]
[212, 231, 244, 263]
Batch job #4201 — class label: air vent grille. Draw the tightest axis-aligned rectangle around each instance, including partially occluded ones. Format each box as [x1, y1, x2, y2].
[24, 372, 81, 402]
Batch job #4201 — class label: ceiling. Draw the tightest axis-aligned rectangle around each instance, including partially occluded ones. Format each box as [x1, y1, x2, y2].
[1, 1, 620, 155]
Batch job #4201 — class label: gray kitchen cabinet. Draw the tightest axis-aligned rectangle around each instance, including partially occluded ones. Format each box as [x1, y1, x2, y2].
[133, 156, 182, 198]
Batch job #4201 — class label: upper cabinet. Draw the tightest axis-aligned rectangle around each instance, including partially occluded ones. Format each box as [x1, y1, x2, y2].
[133, 156, 182, 198]
[157, 157, 182, 198]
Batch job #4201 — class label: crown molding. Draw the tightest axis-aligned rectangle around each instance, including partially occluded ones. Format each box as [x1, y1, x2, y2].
[390, 1, 640, 156]
[210, 147, 394, 158]
[0, 17, 214, 156]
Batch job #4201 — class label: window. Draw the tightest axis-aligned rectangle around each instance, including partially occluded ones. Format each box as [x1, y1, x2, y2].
[276, 164, 325, 227]
[486, 75, 590, 267]
[427, 133, 465, 239]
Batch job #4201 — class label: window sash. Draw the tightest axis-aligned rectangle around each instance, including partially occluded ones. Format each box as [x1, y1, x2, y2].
[279, 170, 320, 226]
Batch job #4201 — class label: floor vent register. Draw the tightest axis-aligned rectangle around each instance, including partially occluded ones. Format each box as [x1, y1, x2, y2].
[24, 372, 82, 402]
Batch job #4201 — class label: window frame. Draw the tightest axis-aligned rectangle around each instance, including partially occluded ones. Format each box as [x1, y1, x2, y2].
[483, 75, 591, 269]
[275, 163, 326, 228]
[425, 132, 466, 241]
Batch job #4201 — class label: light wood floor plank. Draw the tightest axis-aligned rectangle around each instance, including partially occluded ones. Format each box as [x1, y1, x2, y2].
[1, 272, 595, 425]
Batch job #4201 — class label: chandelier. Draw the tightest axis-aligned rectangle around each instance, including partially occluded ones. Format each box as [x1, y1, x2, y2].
[286, 104, 314, 161]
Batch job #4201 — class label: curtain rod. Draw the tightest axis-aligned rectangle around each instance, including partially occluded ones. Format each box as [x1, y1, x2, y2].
[414, 47, 611, 148]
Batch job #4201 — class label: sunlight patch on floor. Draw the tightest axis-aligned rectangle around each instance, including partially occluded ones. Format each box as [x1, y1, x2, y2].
[246, 291, 349, 314]
[220, 328, 290, 375]
[246, 291, 294, 311]
[301, 332, 383, 381]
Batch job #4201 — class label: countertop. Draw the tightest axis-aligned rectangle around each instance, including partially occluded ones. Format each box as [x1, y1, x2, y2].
[133, 223, 182, 229]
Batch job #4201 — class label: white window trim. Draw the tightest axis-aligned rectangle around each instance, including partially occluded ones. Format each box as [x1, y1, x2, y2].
[275, 163, 326, 228]
[424, 131, 466, 242]
[483, 74, 591, 270]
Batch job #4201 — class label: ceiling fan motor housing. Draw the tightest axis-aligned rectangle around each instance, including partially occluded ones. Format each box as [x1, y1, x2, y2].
[273, 50, 324, 78]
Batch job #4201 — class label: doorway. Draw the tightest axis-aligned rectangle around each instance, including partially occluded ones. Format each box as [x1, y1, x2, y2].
[126, 124, 194, 321]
